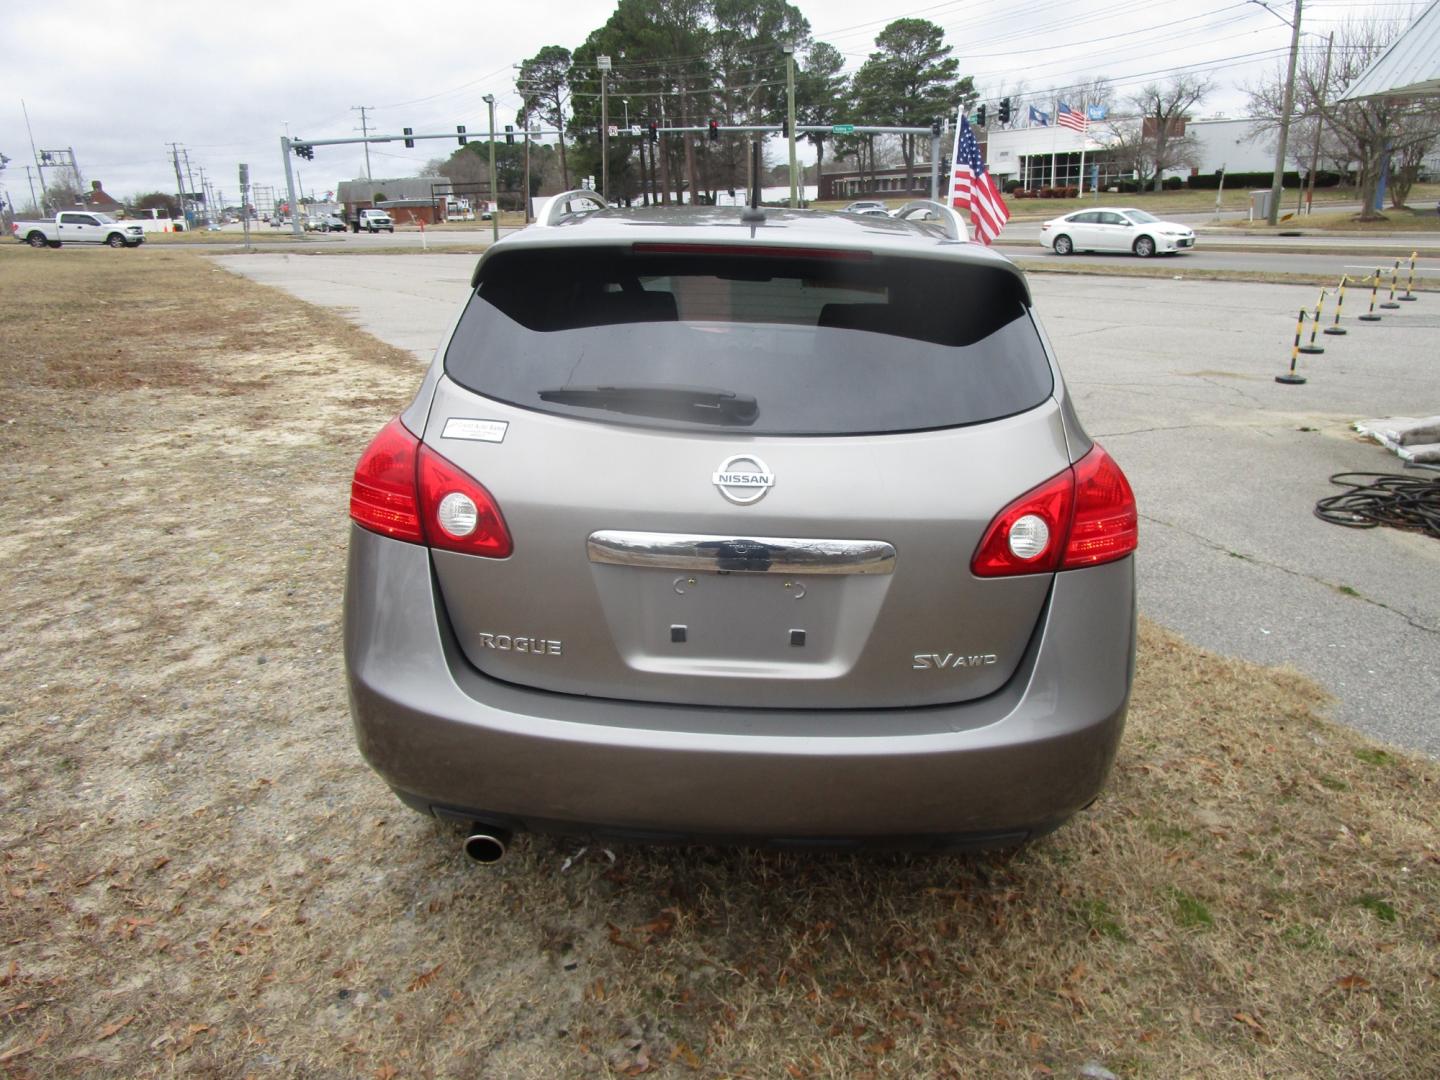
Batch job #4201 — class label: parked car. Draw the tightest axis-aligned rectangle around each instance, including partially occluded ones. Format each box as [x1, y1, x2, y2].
[323, 214, 347, 232]
[10, 211, 145, 249]
[1039, 208, 1196, 257]
[841, 200, 889, 215]
[344, 194, 1137, 861]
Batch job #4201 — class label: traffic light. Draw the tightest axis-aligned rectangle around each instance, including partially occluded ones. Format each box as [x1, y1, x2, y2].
[708, 119, 719, 141]
[976, 103, 987, 127]
[293, 143, 314, 160]
[403, 127, 414, 148]
[457, 126, 467, 145]
[780, 119, 788, 138]
[931, 117, 942, 137]
[505, 125, 514, 144]
[648, 121, 658, 143]
[998, 98, 1011, 124]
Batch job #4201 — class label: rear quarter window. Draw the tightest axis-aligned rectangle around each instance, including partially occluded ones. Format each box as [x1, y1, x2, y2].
[445, 246, 1053, 436]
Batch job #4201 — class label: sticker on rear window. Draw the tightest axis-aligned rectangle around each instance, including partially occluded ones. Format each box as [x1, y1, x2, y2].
[442, 418, 509, 443]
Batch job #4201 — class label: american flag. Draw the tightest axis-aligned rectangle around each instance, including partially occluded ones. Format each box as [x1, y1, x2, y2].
[1057, 102, 1088, 133]
[948, 112, 1009, 246]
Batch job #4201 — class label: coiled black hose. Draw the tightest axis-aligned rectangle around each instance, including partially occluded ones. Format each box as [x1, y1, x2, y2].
[1314, 472, 1440, 537]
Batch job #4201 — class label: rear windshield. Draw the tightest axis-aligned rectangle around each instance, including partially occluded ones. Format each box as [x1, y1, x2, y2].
[445, 246, 1053, 435]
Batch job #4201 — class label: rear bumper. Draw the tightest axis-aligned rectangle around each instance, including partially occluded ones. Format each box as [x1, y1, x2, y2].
[344, 526, 1135, 843]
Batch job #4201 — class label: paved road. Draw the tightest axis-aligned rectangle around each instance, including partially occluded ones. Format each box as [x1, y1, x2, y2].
[1016, 247, 1433, 278]
[217, 253, 1440, 756]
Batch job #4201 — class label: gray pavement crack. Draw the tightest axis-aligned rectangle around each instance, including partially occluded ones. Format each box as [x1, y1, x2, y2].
[1140, 511, 1440, 636]
[1094, 423, 1212, 438]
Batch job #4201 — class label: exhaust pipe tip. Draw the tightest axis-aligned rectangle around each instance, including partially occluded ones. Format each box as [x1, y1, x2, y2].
[462, 825, 511, 864]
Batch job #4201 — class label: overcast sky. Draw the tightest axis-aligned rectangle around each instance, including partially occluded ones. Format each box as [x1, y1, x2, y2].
[1, 0, 1417, 210]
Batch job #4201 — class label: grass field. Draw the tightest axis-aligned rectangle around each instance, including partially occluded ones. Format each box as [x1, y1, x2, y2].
[0, 245, 1436, 1078]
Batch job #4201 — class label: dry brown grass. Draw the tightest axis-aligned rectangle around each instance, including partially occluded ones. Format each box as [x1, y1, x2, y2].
[0, 244, 1436, 1079]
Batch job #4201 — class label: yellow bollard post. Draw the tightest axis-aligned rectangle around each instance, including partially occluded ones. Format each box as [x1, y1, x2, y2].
[1358, 269, 1383, 322]
[1276, 307, 1308, 384]
[1300, 288, 1326, 354]
[1380, 260, 1402, 309]
[1398, 250, 1418, 302]
[1324, 275, 1348, 336]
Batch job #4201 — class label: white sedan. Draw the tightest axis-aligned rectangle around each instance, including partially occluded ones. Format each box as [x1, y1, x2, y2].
[1039, 208, 1196, 257]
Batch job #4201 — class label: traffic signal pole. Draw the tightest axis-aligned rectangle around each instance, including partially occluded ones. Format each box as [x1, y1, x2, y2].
[280, 137, 303, 237]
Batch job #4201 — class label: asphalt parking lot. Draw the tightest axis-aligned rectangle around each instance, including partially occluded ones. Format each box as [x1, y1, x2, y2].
[221, 253, 1440, 755]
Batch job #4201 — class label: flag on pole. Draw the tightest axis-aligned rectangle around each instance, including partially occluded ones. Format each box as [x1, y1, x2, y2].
[1086, 104, 1109, 122]
[1029, 104, 1050, 127]
[948, 112, 1009, 246]
[1057, 102, 1088, 133]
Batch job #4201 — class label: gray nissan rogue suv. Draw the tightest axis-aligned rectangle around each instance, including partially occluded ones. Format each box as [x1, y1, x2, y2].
[344, 193, 1137, 860]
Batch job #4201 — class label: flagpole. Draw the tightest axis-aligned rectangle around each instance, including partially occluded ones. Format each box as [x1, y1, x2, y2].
[1077, 121, 1086, 195]
[1049, 99, 1057, 188]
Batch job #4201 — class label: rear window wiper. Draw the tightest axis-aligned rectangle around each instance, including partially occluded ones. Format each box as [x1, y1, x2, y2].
[536, 384, 758, 425]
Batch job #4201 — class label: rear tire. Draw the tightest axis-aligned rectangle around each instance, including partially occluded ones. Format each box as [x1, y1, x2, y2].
[1133, 235, 1156, 258]
[1053, 234, 1073, 256]
[107, 233, 126, 248]
[27, 232, 47, 249]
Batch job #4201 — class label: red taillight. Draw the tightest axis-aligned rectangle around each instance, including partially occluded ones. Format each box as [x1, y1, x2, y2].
[1064, 445, 1137, 568]
[349, 417, 512, 558]
[350, 417, 423, 542]
[970, 445, 1136, 577]
[417, 444, 512, 558]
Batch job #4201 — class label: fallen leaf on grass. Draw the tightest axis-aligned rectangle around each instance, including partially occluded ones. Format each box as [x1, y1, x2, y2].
[0, 1026, 51, 1063]
[97, 1015, 136, 1039]
[374, 1066, 400, 1080]
[1335, 974, 1371, 990]
[1232, 1012, 1268, 1040]
[405, 964, 444, 992]
[669, 1042, 702, 1069]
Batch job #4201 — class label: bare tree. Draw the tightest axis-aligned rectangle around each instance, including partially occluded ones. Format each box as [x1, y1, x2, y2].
[1246, 15, 1440, 218]
[1129, 74, 1214, 191]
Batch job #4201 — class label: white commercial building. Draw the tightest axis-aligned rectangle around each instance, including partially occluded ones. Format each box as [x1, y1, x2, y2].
[985, 116, 1274, 190]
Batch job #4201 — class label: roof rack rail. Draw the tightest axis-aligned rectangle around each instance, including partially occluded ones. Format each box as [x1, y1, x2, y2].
[893, 200, 969, 243]
[532, 188, 608, 228]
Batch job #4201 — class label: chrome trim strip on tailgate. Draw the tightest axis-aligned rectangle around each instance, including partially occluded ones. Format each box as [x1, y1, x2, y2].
[587, 531, 896, 575]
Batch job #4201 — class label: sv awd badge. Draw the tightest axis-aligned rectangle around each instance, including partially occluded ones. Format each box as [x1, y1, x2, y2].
[713, 455, 774, 505]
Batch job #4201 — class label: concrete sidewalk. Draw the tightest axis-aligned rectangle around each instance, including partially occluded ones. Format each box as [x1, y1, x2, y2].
[217, 254, 1440, 755]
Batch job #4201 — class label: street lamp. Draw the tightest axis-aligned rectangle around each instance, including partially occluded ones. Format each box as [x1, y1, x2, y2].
[483, 94, 499, 243]
[598, 55, 612, 204]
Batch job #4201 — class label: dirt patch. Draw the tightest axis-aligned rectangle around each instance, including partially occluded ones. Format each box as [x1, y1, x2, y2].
[0, 245, 1436, 1078]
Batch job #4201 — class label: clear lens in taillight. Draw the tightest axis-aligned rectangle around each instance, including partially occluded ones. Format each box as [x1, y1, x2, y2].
[417, 445, 512, 558]
[971, 470, 1074, 577]
[971, 445, 1136, 577]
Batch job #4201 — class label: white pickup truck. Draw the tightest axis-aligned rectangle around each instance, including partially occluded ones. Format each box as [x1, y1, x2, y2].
[354, 208, 394, 233]
[11, 211, 147, 249]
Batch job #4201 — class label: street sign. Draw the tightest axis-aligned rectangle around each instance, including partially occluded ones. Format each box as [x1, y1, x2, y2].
[607, 125, 619, 137]
[628, 125, 642, 136]
[831, 124, 855, 134]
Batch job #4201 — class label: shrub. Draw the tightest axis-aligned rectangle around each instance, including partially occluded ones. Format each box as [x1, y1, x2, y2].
[1164, 175, 1183, 191]
[1064, 186, 1078, 198]
[1003, 178, 1023, 194]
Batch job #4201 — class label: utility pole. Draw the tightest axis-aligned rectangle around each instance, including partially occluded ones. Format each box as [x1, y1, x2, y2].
[598, 54, 612, 204]
[483, 95, 499, 243]
[353, 106, 374, 181]
[1266, 0, 1303, 226]
[182, 149, 199, 223]
[169, 143, 188, 226]
[1303, 31, 1334, 215]
[523, 125, 532, 223]
[784, 44, 798, 208]
[23, 165, 40, 215]
[22, 99, 44, 199]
